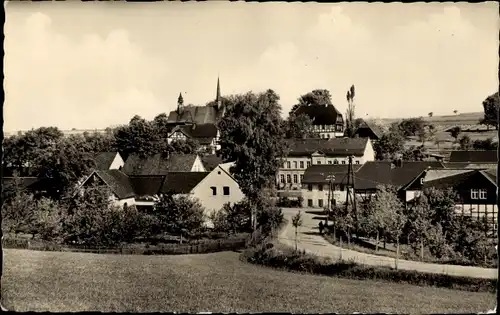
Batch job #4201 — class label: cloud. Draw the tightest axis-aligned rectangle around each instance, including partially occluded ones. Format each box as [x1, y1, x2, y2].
[4, 12, 168, 131]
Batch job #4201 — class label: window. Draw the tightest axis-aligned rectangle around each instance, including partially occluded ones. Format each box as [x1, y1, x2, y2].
[334, 160, 338, 165]
[317, 161, 322, 165]
[282, 162, 286, 169]
[308, 184, 313, 191]
[223, 186, 230, 195]
[420, 178, 424, 185]
[286, 175, 291, 183]
[342, 161, 346, 165]
[293, 175, 298, 183]
[322, 125, 325, 130]
[318, 199, 324, 207]
[340, 184, 345, 191]
[319, 185, 323, 191]
[287, 161, 291, 169]
[300, 161, 304, 169]
[328, 160, 332, 164]
[280, 174, 285, 183]
[300, 174, 304, 182]
[307, 161, 311, 168]
[479, 189, 487, 200]
[355, 161, 360, 165]
[293, 161, 298, 169]
[471, 189, 479, 200]
[308, 199, 313, 207]
[211, 187, 217, 196]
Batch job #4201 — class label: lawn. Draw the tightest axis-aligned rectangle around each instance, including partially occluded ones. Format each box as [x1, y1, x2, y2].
[2, 249, 496, 313]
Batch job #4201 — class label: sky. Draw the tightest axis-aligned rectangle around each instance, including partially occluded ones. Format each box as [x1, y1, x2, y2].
[4, 1, 499, 132]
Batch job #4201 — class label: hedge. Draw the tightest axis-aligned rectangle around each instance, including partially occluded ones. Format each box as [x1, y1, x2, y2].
[2, 234, 250, 256]
[240, 242, 497, 293]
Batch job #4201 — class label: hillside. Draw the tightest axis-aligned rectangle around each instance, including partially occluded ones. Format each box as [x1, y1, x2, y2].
[377, 112, 484, 127]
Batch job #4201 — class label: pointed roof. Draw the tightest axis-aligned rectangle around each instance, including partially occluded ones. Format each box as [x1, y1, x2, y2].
[216, 76, 221, 102]
[122, 153, 200, 176]
[178, 92, 184, 105]
[93, 152, 119, 170]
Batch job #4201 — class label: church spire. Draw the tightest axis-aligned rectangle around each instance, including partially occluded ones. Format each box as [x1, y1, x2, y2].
[177, 92, 184, 114]
[216, 76, 222, 110]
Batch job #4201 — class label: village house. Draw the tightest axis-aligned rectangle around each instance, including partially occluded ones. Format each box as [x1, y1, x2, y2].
[292, 103, 345, 138]
[165, 78, 225, 154]
[79, 164, 244, 227]
[448, 150, 497, 164]
[353, 120, 383, 141]
[403, 167, 498, 235]
[277, 137, 375, 194]
[92, 152, 125, 171]
[301, 164, 363, 208]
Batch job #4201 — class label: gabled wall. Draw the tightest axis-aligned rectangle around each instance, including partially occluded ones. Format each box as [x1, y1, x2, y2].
[109, 153, 125, 170]
[191, 155, 206, 172]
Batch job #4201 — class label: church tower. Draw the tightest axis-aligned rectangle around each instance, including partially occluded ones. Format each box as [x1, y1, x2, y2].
[215, 76, 222, 110]
[177, 92, 184, 115]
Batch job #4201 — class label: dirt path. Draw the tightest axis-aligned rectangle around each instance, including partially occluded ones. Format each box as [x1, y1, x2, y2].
[278, 208, 498, 280]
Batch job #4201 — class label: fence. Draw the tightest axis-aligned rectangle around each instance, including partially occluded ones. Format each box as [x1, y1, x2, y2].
[2, 234, 250, 256]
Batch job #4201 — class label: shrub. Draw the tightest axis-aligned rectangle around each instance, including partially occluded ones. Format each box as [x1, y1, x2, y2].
[211, 200, 251, 234]
[34, 197, 64, 242]
[2, 189, 38, 235]
[241, 242, 496, 293]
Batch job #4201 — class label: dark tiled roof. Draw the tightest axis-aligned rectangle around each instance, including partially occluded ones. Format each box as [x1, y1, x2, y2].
[160, 172, 209, 194]
[2, 177, 40, 190]
[95, 170, 135, 199]
[449, 150, 497, 163]
[122, 153, 198, 176]
[443, 162, 472, 169]
[481, 169, 497, 185]
[422, 170, 483, 190]
[293, 104, 343, 126]
[201, 154, 223, 171]
[354, 161, 445, 191]
[302, 164, 363, 184]
[354, 120, 383, 140]
[167, 105, 220, 125]
[93, 152, 118, 170]
[129, 176, 166, 197]
[285, 138, 368, 157]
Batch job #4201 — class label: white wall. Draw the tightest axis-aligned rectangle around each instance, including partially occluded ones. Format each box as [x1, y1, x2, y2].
[191, 155, 206, 172]
[110, 195, 136, 207]
[301, 185, 347, 208]
[361, 140, 375, 163]
[168, 130, 187, 144]
[190, 165, 245, 220]
[109, 153, 125, 170]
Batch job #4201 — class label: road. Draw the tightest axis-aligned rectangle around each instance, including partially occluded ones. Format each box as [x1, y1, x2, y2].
[278, 208, 498, 280]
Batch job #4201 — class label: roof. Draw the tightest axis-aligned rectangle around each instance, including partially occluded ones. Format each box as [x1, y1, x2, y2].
[122, 153, 199, 176]
[167, 105, 221, 125]
[481, 169, 497, 185]
[95, 170, 135, 199]
[302, 164, 363, 184]
[354, 161, 446, 191]
[422, 169, 473, 182]
[293, 104, 343, 126]
[449, 150, 497, 163]
[160, 172, 209, 194]
[421, 169, 497, 190]
[285, 138, 368, 157]
[201, 154, 223, 171]
[129, 176, 166, 197]
[93, 152, 118, 170]
[354, 120, 383, 140]
[170, 124, 218, 145]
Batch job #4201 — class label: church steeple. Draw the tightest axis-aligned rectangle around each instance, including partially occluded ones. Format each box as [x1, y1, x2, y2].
[177, 92, 184, 114]
[216, 76, 222, 110]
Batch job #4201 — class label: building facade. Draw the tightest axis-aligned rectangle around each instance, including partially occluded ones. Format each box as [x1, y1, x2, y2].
[293, 104, 345, 138]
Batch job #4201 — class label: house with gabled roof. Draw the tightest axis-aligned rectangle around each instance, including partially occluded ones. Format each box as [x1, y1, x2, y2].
[353, 120, 383, 141]
[167, 123, 220, 154]
[122, 153, 206, 176]
[277, 137, 374, 192]
[79, 169, 136, 207]
[92, 152, 125, 171]
[292, 104, 344, 138]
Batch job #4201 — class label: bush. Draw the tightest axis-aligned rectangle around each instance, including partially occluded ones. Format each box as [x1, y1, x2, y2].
[241, 242, 496, 293]
[2, 189, 38, 235]
[211, 200, 251, 234]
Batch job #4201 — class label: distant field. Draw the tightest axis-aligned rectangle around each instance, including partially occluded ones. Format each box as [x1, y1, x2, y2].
[2, 249, 495, 313]
[378, 111, 484, 127]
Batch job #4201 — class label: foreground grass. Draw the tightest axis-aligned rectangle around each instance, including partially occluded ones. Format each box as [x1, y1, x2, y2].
[2, 249, 496, 313]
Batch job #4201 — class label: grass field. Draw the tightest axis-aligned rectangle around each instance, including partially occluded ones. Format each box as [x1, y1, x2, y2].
[2, 249, 496, 313]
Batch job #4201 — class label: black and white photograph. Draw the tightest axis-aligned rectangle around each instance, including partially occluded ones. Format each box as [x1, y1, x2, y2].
[2, 1, 499, 313]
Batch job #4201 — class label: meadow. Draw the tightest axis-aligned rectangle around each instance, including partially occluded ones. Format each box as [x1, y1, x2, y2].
[2, 248, 495, 313]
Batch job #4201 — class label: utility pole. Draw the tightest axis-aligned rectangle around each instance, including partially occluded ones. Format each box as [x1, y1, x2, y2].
[326, 174, 335, 227]
[351, 156, 359, 241]
[344, 155, 358, 241]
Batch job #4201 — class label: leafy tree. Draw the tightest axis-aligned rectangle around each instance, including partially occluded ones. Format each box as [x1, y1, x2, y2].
[211, 199, 252, 235]
[482, 92, 499, 129]
[34, 197, 64, 242]
[458, 135, 472, 150]
[405, 195, 432, 260]
[291, 211, 303, 251]
[169, 138, 200, 154]
[154, 194, 206, 243]
[1, 188, 37, 235]
[283, 113, 318, 139]
[345, 85, 356, 138]
[428, 112, 433, 118]
[472, 137, 497, 150]
[402, 145, 425, 161]
[449, 126, 461, 143]
[297, 89, 333, 107]
[422, 187, 457, 242]
[217, 90, 286, 231]
[82, 131, 115, 153]
[453, 110, 458, 115]
[373, 132, 406, 160]
[153, 113, 171, 136]
[398, 117, 425, 137]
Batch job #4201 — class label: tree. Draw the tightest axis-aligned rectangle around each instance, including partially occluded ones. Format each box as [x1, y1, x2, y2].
[211, 199, 252, 235]
[345, 85, 356, 138]
[453, 110, 458, 115]
[482, 92, 499, 129]
[283, 113, 318, 139]
[297, 89, 333, 107]
[1, 187, 37, 235]
[291, 211, 303, 251]
[458, 135, 472, 150]
[398, 117, 425, 137]
[373, 132, 406, 160]
[170, 138, 200, 154]
[428, 112, 433, 118]
[82, 131, 115, 153]
[449, 126, 461, 143]
[422, 187, 457, 242]
[154, 194, 206, 243]
[217, 90, 286, 232]
[34, 197, 64, 242]
[472, 138, 497, 150]
[405, 195, 432, 260]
